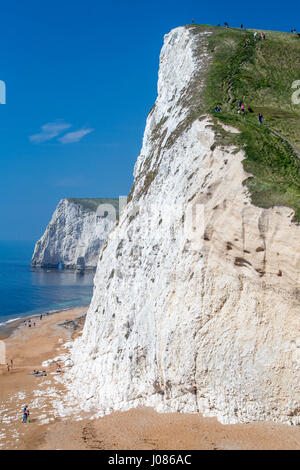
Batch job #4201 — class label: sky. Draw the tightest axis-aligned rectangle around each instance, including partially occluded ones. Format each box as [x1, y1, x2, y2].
[0, 0, 299, 241]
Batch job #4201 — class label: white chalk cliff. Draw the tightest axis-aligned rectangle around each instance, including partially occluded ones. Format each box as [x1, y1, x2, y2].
[32, 198, 118, 270]
[66, 27, 300, 424]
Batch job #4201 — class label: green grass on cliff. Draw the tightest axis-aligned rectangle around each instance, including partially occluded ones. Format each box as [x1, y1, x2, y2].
[68, 198, 119, 216]
[191, 25, 300, 221]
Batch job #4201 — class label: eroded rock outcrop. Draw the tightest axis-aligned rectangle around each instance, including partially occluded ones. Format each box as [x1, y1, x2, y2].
[66, 27, 300, 424]
[31, 198, 119, 270]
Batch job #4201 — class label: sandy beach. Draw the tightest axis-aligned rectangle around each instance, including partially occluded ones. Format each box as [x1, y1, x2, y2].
[0, 308, 299, 450]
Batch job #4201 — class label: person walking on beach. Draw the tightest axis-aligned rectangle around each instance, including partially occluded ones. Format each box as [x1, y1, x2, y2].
[22, 406, 28, 423]
[10, 359, 13, 369]
[6, 363, 10, 372]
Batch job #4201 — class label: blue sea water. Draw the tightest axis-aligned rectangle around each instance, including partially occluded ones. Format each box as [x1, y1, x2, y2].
[0, 241, 95, 325]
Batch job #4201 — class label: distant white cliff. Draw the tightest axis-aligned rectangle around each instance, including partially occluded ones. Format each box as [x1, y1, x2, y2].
[65, 27, 300, 424]
[31, 198, 119, 270]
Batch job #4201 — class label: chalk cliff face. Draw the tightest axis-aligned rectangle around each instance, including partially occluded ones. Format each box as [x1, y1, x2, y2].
[67, 27, 300, 424]
[31, 198, 118, 270]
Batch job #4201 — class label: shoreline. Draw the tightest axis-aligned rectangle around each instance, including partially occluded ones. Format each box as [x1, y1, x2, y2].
[0, 306, 89, 449]
[0, 305, 89, 340]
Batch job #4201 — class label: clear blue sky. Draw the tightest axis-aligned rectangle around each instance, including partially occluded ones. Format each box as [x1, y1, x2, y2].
[0, 0, 298, 240]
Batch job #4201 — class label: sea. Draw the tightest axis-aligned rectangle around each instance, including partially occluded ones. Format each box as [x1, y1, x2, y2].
[0, 241, 95, 326]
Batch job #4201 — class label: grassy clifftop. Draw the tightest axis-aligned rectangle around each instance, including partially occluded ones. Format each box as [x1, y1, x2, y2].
[191, 25, 300, 220]
[68, 198, 119, 216]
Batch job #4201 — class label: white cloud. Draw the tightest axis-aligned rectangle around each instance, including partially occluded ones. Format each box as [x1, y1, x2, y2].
[30, 122, 71, 143]
[58, 128, 94, 144]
